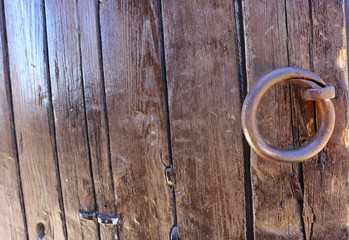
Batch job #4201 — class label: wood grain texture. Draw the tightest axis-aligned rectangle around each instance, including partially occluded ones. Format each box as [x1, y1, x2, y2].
[44, 0, 99, 239]
[302, 1, 349, 239]
[286, 0, 315, 145]
[4, 0, 66, 239]
[100, 1, 173, 239]
[162, 0, 246, 239]
[284, 1, 318, 239]
[0, 1, 27, 238]
[77, 0, 118, 239]
[242, 1, 304, 239]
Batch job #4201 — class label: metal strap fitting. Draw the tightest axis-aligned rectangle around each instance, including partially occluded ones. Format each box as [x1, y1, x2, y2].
[302, 85, 335, 101]
[79, 210, 97, 220]
[79, 209, 119, 225]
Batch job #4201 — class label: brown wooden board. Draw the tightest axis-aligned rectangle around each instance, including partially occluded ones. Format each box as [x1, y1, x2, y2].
[302, 1, 349, 239]
[284, 1, 318, 239]
[0, 0, 27, 238]
[99, 1, 173, 239]
[162, 0, 246, 239]
[44, 0, 99, 239]
[286, 0, 316, 148]
[4, 0, 66, 239]
[242, 1, 305, 239]
[77, 0, 118, 239]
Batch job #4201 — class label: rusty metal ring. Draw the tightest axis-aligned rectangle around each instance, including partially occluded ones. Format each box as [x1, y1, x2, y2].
[241, 67, 335, 163]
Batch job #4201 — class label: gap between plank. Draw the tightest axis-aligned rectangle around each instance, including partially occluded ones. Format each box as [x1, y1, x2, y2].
[234, 1, 254, 239]
[284, 1, 306, 239]
[158, 0, 179, 237]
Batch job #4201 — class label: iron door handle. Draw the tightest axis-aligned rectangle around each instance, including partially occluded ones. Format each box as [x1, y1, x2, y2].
[241, 67, 335, 163]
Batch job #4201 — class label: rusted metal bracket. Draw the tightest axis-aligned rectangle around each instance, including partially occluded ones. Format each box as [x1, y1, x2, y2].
[79, 210, 97, 220]
[79, 209, 119, 225]
[170, 226, 179, 240]
[165, 167, 175, 187]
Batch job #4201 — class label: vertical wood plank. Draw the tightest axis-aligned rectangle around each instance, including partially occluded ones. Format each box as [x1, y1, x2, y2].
[3, 0, 67, 239]
[0, 0, 27, 238]
[44, 0, 99, 239]
[285, 1, 315, 239]
[100, 1, 173, 239]
[302, 1, 349, 239]
[77, 0, 118, 239]
[286, 0, 315, 144]
[162, 0, 246, 239]
[242, 1, 304, 239]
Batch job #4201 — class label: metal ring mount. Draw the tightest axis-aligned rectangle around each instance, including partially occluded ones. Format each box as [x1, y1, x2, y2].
[241, 67, 335, 163]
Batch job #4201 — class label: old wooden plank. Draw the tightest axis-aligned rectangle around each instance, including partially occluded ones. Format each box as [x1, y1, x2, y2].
[3, 0, 66, 239]
[242, 1, 305, 239]
[284, 1, 320, 239]
[302, 1, 349, 239]
[286, 0, 315, 146]
[99, 1, 173, 239]
[77, 0, 118, 239]
[0, 0, 27, 238]
[44, 0, 99, 239]
[284, 1, 316, 239]
[162, 1, 246, 239]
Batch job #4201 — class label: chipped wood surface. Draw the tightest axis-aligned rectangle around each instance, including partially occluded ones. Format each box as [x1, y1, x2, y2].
[0, 0, 348, 239]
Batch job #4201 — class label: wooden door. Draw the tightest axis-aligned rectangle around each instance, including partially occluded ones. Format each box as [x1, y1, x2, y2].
[0, 0, 348, 239]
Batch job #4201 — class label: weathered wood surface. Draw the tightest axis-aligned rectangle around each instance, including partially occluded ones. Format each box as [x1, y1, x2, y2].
[162, 0, 246, 239]
[285, 1, 317, 239]
[302, 1, 349, 239]
[77, 0, 119, 239]
[100, 1, 173, 239]
[0, 0, 348, 239]
[243, 1, 349, 239]
[4, 0, 66, 239]
[243, 1, 305, 239]
[0, 1, 27, 239]
[44, 0, 99, 239]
